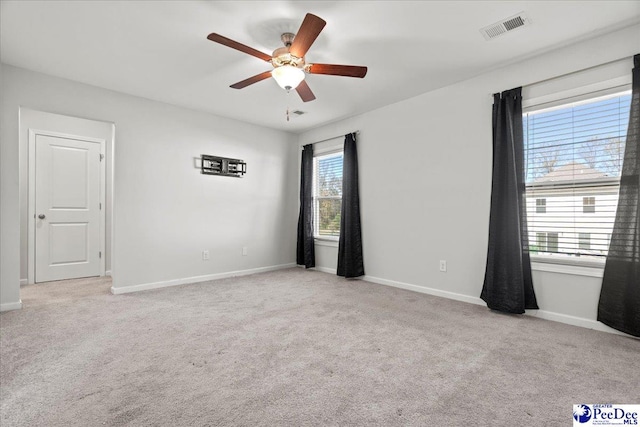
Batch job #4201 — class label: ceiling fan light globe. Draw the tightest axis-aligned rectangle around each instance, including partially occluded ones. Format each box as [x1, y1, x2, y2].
[272, 66, 305, 91]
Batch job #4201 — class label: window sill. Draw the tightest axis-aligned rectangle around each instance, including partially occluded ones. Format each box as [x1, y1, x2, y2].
[314, 237, 339, 248]
[531, 256, 604, 278]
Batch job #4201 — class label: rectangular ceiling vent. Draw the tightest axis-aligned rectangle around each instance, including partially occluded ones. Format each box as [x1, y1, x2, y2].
[480, 12, 531, 41]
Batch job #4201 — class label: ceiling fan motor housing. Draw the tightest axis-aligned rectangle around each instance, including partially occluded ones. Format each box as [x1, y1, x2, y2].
[281, 32, 295, 47]
[272, 33, 305, 69]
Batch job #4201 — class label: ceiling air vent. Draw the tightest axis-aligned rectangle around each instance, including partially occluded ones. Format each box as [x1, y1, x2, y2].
[480, 12, 531, 41]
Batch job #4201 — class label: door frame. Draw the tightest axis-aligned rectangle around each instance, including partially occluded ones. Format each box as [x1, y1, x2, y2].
[27, 129, 107, 284]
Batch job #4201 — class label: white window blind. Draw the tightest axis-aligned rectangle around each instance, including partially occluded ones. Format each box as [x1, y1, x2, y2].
[313, 151, 343, 238]
[524, 91, 631, 263]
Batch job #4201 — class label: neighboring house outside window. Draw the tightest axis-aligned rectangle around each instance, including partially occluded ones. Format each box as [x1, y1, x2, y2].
[313, 151, 343, 238]
[524, 91, 630, 263]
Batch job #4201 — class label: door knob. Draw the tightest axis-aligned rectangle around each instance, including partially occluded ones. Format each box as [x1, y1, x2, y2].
[38, 214, 46, 219]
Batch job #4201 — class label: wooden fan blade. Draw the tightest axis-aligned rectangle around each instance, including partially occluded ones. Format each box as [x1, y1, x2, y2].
[207, 33, 272, 62]
[289, 14, 326, 58]
[296, 80, 316, 102]
[230, 70, 273, 89]
[307, 63, 368, 78]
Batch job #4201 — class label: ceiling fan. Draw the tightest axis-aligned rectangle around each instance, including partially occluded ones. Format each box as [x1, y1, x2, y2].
[206, 13, 367, 102]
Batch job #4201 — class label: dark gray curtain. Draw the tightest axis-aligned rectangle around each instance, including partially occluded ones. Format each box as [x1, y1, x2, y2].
[296, 144, 315, 268]
[598, 54, 640, 337]
[481, 87, 539, 314]
[337, 133, 364, 278]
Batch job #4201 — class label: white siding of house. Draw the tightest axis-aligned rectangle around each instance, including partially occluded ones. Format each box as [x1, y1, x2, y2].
[526, 187, 618, 259]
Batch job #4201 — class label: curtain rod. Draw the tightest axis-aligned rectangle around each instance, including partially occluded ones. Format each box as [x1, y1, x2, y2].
[306, 130, 360, 146]
[491, 55, 633, 96]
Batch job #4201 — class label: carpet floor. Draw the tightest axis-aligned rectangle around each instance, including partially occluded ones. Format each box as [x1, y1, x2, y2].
[1, 268, 638, 426]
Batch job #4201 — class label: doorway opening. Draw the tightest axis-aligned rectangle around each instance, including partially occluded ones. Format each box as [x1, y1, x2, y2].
[21, 109, 114, 286]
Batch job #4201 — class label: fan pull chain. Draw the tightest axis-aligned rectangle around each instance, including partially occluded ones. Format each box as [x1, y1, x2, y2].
[286, 91, 291, 122]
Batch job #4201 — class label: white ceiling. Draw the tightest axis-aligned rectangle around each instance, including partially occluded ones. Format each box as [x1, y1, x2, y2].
[2, 1, 639, 133]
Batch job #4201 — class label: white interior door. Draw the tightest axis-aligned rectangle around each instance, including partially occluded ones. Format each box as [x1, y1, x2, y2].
[35, 134, 102, 282]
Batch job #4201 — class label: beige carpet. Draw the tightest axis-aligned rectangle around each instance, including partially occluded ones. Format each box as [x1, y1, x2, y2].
[1, 268, 638, 426]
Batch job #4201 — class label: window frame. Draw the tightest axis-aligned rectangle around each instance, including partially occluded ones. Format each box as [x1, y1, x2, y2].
[523, 87, 631, 270]
[312, 147, 344, 243]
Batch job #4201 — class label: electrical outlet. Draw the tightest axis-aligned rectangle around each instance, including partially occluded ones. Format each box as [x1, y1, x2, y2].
[439, 260, 447, 272]
[202, 250, 210, 260]
[242, 246, 248, 256]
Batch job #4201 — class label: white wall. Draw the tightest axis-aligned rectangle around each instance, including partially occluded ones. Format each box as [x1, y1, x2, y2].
[299, 24, 640, 333]
[0, 63, 21, 309]
[1, 64, 298, 306]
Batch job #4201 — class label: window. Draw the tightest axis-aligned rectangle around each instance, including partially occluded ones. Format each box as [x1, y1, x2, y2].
[578, 233, 591, 251]
[536, 232, 547, 252]
[524, 91, 631, 263]
[547, 232, 559, 253]
[583, 196, 596, 213]
[533, 232, 558, 254]
[313, 151, 343, 238]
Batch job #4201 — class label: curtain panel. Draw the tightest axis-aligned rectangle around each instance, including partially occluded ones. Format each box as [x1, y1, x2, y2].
[296, 144, 315, 268]
[337, 133, 365, 278]
[481, 87, 539, 314]
[598, 54, 640, 337]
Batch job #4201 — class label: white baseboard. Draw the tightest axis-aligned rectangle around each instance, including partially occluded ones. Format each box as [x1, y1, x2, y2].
[311, 266, 337, 275]
[0, 300, 23, 312]
[525, 309, 634, 337]
[110, 263, 296, 295]
[108, 263, 634, 338]
[362, 274, 633, 338]
[105, 270, 112, 277]
[20, 278, 28, 286]
[363, 274, 485, 307]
